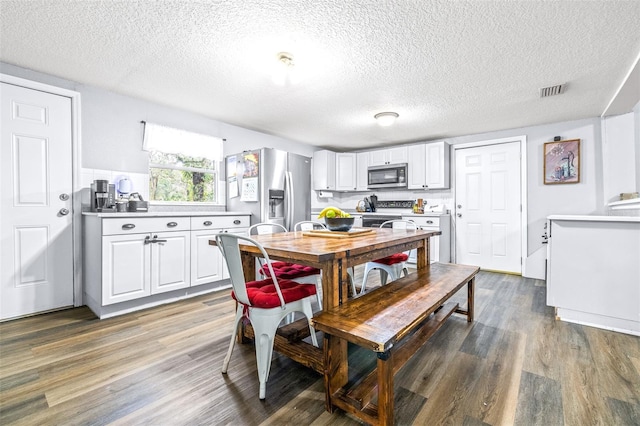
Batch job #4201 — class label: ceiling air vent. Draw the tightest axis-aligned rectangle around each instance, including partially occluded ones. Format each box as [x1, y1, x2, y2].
[539, 84, 565, 98]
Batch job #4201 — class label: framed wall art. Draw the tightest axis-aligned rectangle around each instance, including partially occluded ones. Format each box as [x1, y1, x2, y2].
[543, 139, 580, 184]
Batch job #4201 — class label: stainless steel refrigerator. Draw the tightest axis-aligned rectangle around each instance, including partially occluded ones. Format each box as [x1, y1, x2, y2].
[225, 148, 311, 230]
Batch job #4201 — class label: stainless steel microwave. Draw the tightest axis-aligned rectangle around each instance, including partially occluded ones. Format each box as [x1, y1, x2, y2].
[367, 163, 408, 189]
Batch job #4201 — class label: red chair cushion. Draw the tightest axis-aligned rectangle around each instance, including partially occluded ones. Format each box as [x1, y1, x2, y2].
[232, 278, 317, 309]
[259, 262, 320, 279]
[372, 252, 409, 265]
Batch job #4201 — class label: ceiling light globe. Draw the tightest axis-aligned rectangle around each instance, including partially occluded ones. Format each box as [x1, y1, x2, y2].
[374, 112, 399, 126]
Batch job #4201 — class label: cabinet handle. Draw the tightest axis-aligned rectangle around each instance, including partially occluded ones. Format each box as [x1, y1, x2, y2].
[233, 219, 241, 225]
[203, 220, 213, 226]
[144, 235, 152, 244]
[167, 222, 178, 227]
[152, 239, 168, 243]
[122, 224, 136, 230]
[427, 220, 433, 224]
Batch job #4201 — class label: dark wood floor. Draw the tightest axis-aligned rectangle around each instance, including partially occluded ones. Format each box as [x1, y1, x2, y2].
[1, 267, 639, 425]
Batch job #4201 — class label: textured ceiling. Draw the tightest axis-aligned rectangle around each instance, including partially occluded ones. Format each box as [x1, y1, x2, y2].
[1, 0, 639, 150]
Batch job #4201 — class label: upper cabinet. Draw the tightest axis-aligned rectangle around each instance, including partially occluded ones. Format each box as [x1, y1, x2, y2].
[356, 151, 369, 191]
[335, 152, 357, 191]
[369, 146, 408, 166]
[314, 143, 449, 192]
[313, 150, 336, 190]
[407, 141, 450, 189]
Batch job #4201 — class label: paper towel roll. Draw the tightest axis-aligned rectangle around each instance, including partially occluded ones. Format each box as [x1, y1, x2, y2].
[318, 191, 333, 198]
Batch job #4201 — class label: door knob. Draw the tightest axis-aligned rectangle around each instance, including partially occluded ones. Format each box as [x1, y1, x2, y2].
[59, 193, 70, 201]
[457, 213, 462, 218]
[59, 208, 69, 216]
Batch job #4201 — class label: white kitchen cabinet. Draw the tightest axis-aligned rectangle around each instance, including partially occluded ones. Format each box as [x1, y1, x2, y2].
[369, 146, 408, 166]
[84, 213, 249, 319]
[313, 150, 336, 190]
[336, 152, 357, 191]
[407, 142, 450, 189]
[99, 217, 191, 305]
[356, 151, 369, 191]
[403, 214, 451, 263]
[151, 230, 191, 294]
[101, 233, 151, 305]
[547, 215, 640, 336]
[190, 215, 249, 284]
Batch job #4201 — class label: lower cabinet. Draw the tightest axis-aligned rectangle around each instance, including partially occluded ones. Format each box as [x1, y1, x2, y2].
[190, 216, 249, 285]
[403, 215, 451, 264]
[84, 214, 249, 318]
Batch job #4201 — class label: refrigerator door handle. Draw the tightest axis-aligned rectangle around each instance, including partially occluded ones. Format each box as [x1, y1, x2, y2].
[285, 171, 294, 230]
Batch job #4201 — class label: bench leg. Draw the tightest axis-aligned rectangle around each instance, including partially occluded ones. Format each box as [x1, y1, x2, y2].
[467, 277, 475, 322]
[377, 351, 394, 425]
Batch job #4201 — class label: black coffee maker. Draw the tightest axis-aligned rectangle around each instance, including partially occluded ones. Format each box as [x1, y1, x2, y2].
[91, 179, 116, 212]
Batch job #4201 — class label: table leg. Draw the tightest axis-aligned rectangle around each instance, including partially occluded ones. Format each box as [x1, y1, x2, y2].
[416, 237, 429, 270]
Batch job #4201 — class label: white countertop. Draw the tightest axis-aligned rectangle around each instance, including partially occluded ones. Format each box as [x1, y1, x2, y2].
[82, 211, 250, 218]
[547, 214, 640, 223]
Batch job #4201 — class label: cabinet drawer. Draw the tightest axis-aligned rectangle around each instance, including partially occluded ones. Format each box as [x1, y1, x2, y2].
[190, 215, 250, 231]
[404, 216, 440, 228]
[102, 217, 190, 235]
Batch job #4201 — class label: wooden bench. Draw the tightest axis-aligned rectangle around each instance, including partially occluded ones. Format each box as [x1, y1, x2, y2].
[311, 262, 480, 426]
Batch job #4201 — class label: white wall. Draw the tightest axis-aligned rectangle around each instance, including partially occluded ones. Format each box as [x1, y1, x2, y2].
[1, 62, 316, 176]
[602, 111, 637, 203]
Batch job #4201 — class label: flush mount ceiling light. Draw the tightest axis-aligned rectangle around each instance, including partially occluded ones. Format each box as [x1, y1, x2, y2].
[374, 112, 399, 127]
[273, 52, 297, 85]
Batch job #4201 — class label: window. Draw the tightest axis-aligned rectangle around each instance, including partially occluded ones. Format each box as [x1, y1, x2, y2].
[142, 123, 223, 203]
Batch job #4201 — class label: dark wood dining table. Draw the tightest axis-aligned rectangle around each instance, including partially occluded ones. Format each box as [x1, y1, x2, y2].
[210, 227, 440, 374]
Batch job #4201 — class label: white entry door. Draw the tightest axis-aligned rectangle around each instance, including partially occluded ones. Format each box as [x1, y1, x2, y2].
[0, 82, 74, 320]
[455, 141, 521, 273]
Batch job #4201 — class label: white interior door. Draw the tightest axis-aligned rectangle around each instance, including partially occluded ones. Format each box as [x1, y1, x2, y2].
[455, 141, 521, 273]
[0, 82, 74, 320]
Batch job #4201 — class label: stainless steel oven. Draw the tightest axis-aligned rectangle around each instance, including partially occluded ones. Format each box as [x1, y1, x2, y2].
[361, 214, 402, 228]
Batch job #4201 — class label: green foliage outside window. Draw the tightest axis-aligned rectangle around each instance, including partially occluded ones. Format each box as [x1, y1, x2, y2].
[149, 151, 216, 202]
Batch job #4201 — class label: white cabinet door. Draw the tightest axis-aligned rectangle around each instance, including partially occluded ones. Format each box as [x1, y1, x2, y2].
[191, 230, 224, 286]
[312, 150, 336, 190]
[406, 142, 450, 189]
[407, 144, 426, 189]
[336, 153, 357, 191]
[356, 152, 369, 191]
[151, 231, 190, 294]
[369, 146, 407, 166]
[425, 142, 450, 189]
[102, 234, 151, 305]
[388, 146, 408, 164]
[369, 149, 387, 166]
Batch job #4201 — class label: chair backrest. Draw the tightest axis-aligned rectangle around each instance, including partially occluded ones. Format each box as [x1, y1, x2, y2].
[215, 233, 286, 308]
[248, 222, 288, 235]
[380, 219, 417, 230]
[294, 221, 327, 231]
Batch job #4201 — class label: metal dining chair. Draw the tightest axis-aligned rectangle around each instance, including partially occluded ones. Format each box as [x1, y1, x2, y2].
[360, 219, 417, 295]
[249, 223, 322, 306]
[216, 233, 318, 400]
[293, 220, 327, 231]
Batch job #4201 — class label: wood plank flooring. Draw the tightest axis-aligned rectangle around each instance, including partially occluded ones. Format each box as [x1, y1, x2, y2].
[1, 268, 639, 425]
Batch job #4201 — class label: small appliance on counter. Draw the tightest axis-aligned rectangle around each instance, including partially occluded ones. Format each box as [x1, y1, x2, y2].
[90, 179, 116, 212]
[362, 194, 377, 212]
[127, 193, 149, 212]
